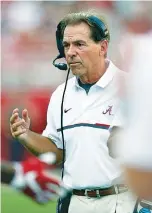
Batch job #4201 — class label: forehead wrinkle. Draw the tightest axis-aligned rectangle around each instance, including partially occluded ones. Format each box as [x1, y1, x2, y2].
[63, 23, 91, 42]
[63, 33, 89, 43]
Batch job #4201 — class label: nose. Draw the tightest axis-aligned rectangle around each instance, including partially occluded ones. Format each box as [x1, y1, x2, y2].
[66, 45, 77, 58]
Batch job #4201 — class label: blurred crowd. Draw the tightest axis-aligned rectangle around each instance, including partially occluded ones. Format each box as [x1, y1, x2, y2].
[1, 1, 152, 161]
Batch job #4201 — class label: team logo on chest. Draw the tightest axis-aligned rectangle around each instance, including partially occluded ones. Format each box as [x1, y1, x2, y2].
[102, 105, 114, 116]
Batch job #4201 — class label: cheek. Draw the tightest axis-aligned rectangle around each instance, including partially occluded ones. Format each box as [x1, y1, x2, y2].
[81, 51, 95, 61]
[65, 54, 68, 61]
[79, 48, 100, 66]
[87, 52, 100, 65]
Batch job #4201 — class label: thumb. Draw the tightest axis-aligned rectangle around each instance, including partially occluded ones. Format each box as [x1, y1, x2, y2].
[22, 109, 29, 122]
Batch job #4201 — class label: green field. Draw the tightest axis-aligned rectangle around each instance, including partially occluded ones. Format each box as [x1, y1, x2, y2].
[1, 185, 57, 213]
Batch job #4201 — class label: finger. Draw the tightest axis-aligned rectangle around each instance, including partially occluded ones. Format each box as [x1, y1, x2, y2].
[22, 109, 29, 122]
[45, 185, 59, 194]
[12, 129, 27, 137]
[44, 190, 58, 200]
[38, 173, 60, 186]
[25, 172, 44, 195]
[12, 108, 19, 114]
[46, 184, 70, 198]
[44, 185, 68, 199]
[41, 172, 60, 186]
[10, 113, 20, 124]
[11, 119, 25, 131]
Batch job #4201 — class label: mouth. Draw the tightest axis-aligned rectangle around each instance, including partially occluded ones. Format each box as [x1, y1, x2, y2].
[69, 62, 81, 66]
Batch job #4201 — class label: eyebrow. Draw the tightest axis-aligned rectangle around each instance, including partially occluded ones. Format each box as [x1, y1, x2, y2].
[62, 40, 86, 45]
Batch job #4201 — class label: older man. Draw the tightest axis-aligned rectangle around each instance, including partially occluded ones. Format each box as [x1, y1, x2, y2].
[10, 11, 136, 213]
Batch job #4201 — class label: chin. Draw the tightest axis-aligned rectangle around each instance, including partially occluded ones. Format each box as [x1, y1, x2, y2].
[71, 69, 83, 77]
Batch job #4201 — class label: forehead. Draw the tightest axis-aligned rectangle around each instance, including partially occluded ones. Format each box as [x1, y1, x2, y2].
[63, 22, 91, 42]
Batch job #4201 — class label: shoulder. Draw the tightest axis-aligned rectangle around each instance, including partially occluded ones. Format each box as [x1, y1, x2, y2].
[108, 59, 127, 79]
[112, 62, 128, 83]
[50, 76, 76, 102]
[54, 76, 76, 95]
[110, 62, 128, 103]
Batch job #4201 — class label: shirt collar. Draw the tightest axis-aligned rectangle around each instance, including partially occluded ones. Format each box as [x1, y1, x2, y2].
[74, 59, 117, 89]
[75, 77, 81, 88]
[96, 60, 117, 88]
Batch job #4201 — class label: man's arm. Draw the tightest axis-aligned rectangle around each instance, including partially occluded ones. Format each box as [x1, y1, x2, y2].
[18, 130, 63, 164]
[10, 108, 63, 164]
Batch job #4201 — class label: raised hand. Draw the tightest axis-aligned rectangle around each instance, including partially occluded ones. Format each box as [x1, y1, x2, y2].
[10, 108, 30, 140]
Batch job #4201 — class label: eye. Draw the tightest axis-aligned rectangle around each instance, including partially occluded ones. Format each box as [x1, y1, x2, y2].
[63, 43, 69, 49]
[77, 42, 84, 47]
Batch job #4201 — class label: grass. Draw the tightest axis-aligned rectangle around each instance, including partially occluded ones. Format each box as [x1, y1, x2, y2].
[1, 184, 57, 213]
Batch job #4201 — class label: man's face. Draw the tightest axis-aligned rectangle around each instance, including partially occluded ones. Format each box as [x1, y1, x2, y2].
[63, 22, 106, 78]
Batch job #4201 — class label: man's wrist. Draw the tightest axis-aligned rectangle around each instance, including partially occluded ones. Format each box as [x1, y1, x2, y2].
[18, 130, 41, 156]
[18, 129, 30, 144]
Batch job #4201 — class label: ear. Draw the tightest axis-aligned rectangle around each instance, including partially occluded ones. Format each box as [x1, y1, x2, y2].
[99, 40, 108, 56]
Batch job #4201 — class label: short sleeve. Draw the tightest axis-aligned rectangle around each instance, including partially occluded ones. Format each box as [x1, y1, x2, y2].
[42, 92, 63, 149]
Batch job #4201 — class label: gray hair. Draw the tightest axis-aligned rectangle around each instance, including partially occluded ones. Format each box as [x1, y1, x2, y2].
[60, 11, 110, 43]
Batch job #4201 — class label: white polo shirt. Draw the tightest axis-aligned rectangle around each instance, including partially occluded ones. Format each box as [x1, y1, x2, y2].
[42, 60, 125, 189]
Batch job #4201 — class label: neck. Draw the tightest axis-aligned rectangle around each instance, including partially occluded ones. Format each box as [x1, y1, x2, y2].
[79, 59, 109, 84]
